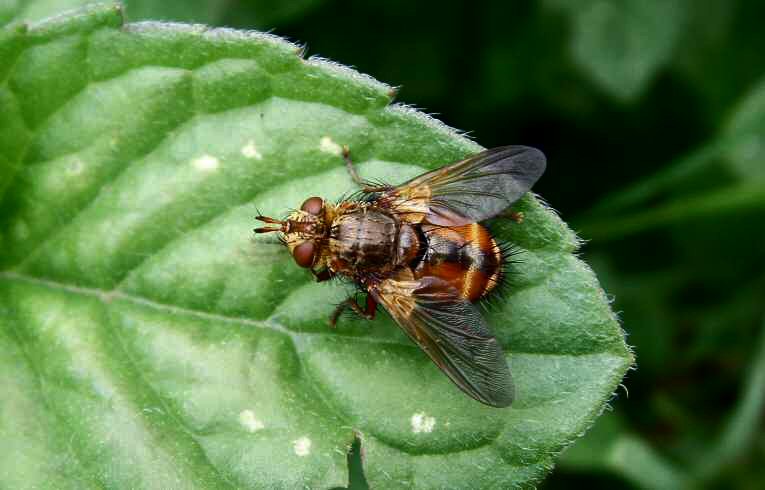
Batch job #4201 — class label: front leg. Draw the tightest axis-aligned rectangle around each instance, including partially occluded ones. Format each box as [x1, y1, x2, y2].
[329, 293, 378, 327]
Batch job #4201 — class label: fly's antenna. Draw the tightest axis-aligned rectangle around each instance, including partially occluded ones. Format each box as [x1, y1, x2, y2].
[254, 215, 286, 234]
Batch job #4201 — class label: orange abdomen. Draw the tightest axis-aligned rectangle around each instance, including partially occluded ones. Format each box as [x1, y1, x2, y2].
[413, 223, 503, 301]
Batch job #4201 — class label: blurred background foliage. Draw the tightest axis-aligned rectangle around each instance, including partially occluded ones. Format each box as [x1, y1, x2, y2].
[4, 0, 764, 488]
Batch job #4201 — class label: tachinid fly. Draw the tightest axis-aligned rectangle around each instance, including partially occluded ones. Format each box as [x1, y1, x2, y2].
[255, 146, 546, 407]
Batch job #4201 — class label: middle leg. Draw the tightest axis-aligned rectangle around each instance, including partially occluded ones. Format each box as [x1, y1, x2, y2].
[329, 293, 378, 327]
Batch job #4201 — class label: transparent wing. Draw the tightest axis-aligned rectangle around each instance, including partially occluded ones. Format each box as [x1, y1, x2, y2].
[380, 146, 546, 226]
[370, 272, 514, 407]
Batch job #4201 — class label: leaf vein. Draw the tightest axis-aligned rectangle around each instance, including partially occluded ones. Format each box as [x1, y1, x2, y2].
[0, 289, 107, 489]
[105, 306, 239, 489]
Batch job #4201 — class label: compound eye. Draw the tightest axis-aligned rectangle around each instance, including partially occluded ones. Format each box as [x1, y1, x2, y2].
[292, 241, 316, 268]
[301, 196, 324, 216]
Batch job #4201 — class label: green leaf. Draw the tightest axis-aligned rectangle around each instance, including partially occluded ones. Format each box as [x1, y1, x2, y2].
[547, 0, 687, 100]
[0, 4, 632, 488]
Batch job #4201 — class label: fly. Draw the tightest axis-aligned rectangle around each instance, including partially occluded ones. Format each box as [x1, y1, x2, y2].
[254, 145, 546, 407]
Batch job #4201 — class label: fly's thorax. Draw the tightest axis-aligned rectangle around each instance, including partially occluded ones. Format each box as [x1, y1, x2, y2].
[327, 206, 402, 274]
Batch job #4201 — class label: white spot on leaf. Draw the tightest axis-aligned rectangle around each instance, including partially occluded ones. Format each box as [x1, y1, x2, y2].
[193, 154, 220, 172]
[239, 409, 265, 432]
[241, 140, 263, 160]
[293, 436, 311, 456]
[411, 412, 436, 433]
[319, 136, 342, 156]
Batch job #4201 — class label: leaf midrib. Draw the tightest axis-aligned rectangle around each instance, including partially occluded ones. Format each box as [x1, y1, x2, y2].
[1, 270, 615, 354]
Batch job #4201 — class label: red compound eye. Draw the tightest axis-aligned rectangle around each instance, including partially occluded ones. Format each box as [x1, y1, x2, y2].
[301, 196, 323, 216]
[292, 241, 316, 268]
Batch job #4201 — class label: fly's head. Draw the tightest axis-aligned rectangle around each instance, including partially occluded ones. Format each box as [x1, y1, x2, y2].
[254, 196, 328, 269]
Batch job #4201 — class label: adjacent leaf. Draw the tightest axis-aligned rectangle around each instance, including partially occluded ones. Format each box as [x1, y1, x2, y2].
[0, 0, 230, 26]
[559, 412, 688, 490]
[222, 0, 327, 28]
[579, 181, 765, 240]
[0, 0, 94, 25]
[546, 0, 687, 100]
[0, 4, 632, 488]
[558, 321, 765, 489]
[721, 77, 765, 181]
[693, 321, 765, 482]
[123, 0, 230, 25]
[577, 73, 765, 239]
[672, 0, 736, 117]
